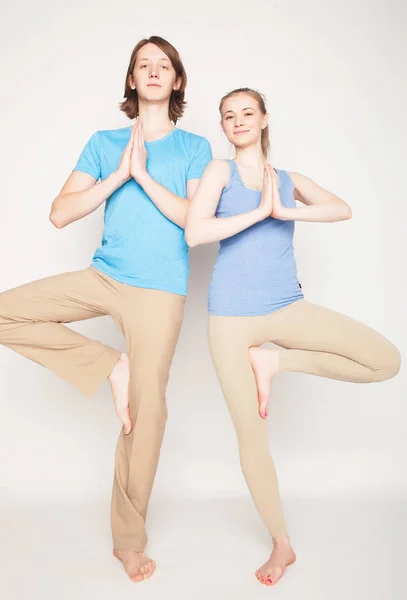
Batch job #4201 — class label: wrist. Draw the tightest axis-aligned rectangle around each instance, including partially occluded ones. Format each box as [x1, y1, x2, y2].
[131, 169, 150, 186]
[111, 170, 130, 187]
[256, 206, 270, 221]
[277, 207, 291, 221]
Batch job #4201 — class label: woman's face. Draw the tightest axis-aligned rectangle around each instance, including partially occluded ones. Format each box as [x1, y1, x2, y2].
[221, 93, 267, 150]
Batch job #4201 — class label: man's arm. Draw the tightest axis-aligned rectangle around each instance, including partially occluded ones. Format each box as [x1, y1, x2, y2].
[130, 122, 212, 229]
[49, 170, 128, 229]
[49, 128, 135, 228]
[133, 173, 197, 229]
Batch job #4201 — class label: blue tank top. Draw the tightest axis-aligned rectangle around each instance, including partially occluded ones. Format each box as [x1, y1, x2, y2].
[208, 159, 304, 316]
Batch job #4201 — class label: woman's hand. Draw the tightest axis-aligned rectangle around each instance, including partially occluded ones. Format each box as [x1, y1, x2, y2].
[258, 165, 273, 219]
[130, 119, 148, 183]
[269, 165, 286, 220]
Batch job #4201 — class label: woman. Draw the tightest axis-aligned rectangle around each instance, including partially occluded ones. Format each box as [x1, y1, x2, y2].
[185, 87, 400, 587]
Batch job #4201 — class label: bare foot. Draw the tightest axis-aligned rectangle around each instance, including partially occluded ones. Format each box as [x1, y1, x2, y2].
[255, 533, 296, 586]
[108, 352, 132, 434]
[113, 549, 156, 582]
[248, 346, 280, 419]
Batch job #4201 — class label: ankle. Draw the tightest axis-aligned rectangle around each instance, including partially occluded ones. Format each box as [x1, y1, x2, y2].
[272, 532, 291, 548]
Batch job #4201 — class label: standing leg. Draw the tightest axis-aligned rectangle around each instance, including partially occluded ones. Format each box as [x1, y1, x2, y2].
[110, 286, 185, 581]
[208, 315, 296, 587]
[0, 268, 122, 396]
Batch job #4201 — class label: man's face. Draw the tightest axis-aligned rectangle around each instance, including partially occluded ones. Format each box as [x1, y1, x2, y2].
[130, 43, 180, 102]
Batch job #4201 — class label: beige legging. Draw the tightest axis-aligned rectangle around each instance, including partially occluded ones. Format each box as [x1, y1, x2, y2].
[208, 299, 401, 538]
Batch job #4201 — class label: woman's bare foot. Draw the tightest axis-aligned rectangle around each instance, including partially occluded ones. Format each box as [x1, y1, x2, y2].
[255, 533, 296, 586]
[248, 346, 280, 419]
[108, 352, 132, 434]
[113, 549, 156, 582]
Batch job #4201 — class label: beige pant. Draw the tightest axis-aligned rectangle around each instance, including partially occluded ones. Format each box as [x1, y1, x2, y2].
[0, 266, 185, 551]
[208, 300, 401, 537]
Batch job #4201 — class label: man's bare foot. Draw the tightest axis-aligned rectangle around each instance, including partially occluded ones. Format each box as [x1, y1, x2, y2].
[108, 352, 132, 434]
[255, 533, 296, 586]
[248, 346, 280, 419]
[113, 549, 156, 582]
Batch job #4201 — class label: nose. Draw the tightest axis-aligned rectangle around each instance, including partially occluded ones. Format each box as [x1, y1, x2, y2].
[149, 67, 159, 78]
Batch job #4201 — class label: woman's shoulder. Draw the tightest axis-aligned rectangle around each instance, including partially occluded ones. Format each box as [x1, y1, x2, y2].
[195, 159, 232, 193]
[205, 158, 232, 180]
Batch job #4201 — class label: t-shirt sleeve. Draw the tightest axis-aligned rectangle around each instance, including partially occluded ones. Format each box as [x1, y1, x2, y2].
[73, 132, 101, 180]
[187, 137, 213, 180]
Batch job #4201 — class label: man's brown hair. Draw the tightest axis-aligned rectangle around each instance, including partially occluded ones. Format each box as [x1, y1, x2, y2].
[120, 36, 187, 123]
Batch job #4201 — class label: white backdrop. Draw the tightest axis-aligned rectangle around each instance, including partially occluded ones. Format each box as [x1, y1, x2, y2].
[0, 0, 405, 589]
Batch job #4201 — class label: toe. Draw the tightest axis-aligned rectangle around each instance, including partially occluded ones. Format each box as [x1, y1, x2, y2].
[269, 567, 283, 584]
[141, 560, 155, 578]
[144, 567, 154, 580]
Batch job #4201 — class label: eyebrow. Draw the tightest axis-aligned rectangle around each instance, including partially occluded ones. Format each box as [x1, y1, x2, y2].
[139, 57, 170, 62]
[223, 107, 256, 115]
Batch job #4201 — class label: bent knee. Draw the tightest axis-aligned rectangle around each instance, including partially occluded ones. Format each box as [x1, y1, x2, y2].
[374, 344, 401, 381]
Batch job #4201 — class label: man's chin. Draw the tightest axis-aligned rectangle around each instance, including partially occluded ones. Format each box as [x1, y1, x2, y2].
[139, 90, 169, 102]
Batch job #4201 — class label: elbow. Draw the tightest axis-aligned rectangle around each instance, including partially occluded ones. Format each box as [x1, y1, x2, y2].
[49, 206, 67, 229]
[185, 231, 196, 248]
[343, 204, 352, 220]
[185, 228, 199, 248]
[335, 200, 352, 222]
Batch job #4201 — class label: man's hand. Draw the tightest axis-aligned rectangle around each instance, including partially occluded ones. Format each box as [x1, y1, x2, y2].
[116, 124, 136, 184]
[130, 120, 148, 183]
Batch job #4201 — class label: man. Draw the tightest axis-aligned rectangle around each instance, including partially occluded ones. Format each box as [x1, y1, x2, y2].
[0, 36, 212, 582]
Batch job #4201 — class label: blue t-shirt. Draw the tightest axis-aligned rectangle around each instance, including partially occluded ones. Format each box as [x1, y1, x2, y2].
[73, 126, 212, 295]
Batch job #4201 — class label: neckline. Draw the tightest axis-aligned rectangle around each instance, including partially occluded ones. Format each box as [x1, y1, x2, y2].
[232, 159, 279, 193]
[129, 126, 178, 146]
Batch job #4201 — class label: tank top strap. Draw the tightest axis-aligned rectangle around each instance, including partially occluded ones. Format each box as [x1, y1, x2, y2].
[223, 159, 239, 193]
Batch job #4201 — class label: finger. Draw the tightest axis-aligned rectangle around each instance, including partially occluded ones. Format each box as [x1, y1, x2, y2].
[139, 121, 145, 144]
[271, 169, 279, 190]
[126, 125, 137, 151]
[138, 122, 144, 147]
[270, 164, 278, 182]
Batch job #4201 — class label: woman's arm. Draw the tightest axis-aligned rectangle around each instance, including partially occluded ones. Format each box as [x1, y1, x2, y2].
[271, 170, 352, 223]
[185, 160, 271, 247]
